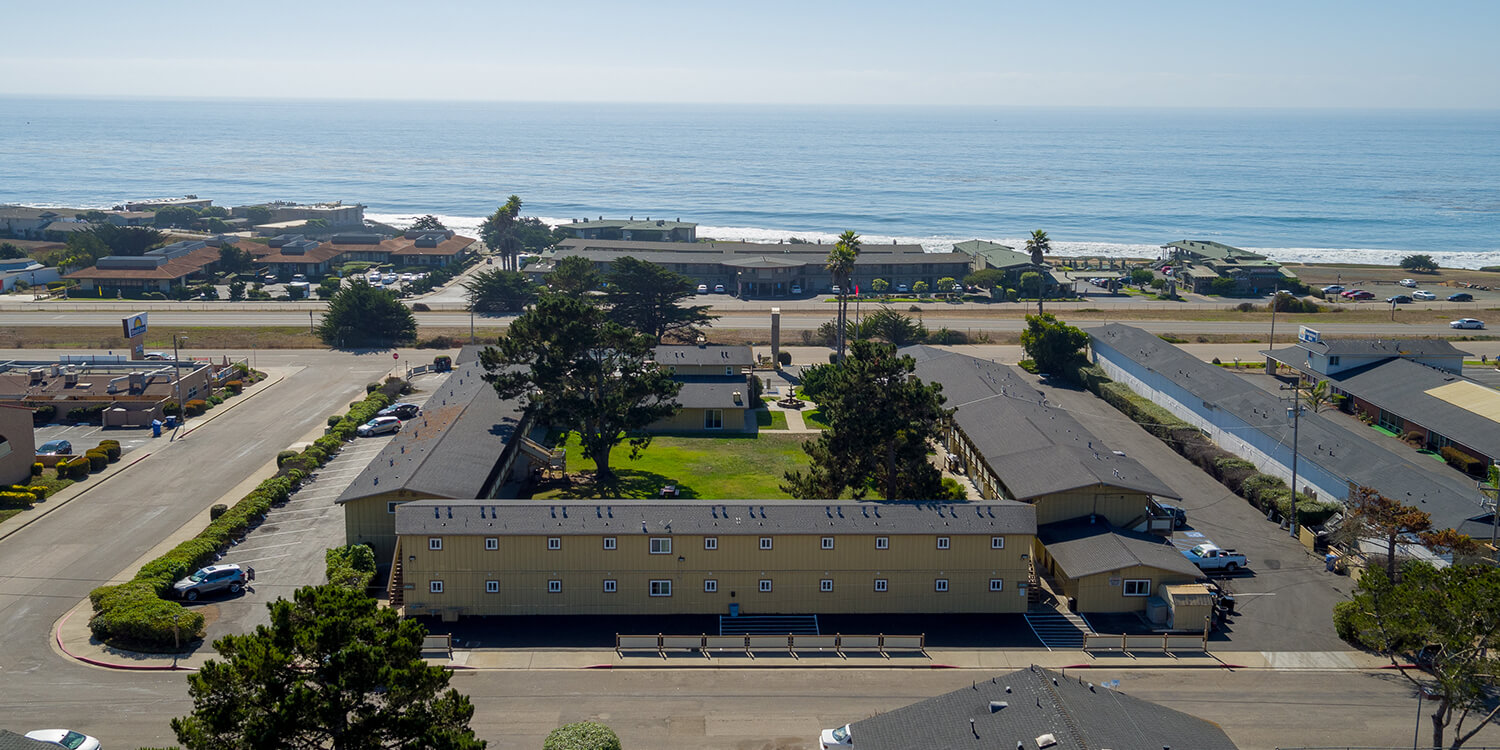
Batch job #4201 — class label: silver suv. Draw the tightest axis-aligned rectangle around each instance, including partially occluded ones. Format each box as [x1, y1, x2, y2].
[174, 564, 251, 601]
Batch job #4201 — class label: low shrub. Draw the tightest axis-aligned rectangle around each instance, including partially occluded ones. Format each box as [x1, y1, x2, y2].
[0, 491, 36, 509]
[210, 503, 229, 520]
[224, 379, 244, 394]
[366, 382, 381, 393]
[65, 404, 106, 424]
[184, 399, 208, 416]
[1441, 446, 1484, 475]
[276, 450, 299, 467]
[97, 440, 121, 461]
[777, 351, 792, 366]
[31, 462, 43, 477]
[63, 457, 91, 480]
[1017, 359, 1040, 374]
[1332, 600, 1360, 643]
[162, 401, 181, 417]
[30, 404, 55, 424]
[84, 451, 108, 471]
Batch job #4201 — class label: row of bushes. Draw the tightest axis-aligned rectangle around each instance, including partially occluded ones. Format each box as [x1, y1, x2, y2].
[1441, 445, 1487, 476]
[86, 390, 394, 650]
[1070, 363, 1341, 527]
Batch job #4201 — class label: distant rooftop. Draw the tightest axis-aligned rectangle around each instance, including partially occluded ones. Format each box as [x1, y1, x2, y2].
[563, 217, 697, 231]
[953, 239, 1035, 269]
[1164, 239, 1267, 262]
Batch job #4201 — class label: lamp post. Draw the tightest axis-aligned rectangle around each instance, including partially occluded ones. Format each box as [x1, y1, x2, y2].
[173, 334, 187, 429]
[1280, 384, 1303, 539]
[1269, 281, 1279, 345]
[1413, 688, 1427, 750]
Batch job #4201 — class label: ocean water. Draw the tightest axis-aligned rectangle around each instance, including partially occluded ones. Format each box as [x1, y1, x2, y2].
[1, 98, 1497, 268]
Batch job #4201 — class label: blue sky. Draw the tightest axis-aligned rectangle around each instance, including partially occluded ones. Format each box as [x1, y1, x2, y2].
[2, 1, 1496, 107]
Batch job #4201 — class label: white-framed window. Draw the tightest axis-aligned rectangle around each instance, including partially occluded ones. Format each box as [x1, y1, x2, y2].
[821, 536, 835, 550]
[704, 537, 718, 550]
[428, 537, 442, 551]
[429, 580, 444, 594]
[759, 537, 773, 550]
[820, 579, 834, 592]
[650, 580, 672, 597]
[485, 580, 500, 593]
[1123, 579, 1151, 597]
[484, 537, 498, 551]
[759, 579, 773, 593]
[704, 579, 718, 593]
[936, 537, 951, 550]
[603, 579, 617, 593]
[704, 409, 723, 429]
[725, 366, 734, 376]
[989, 579, 1004, 592]
[991, 536, 1005, 549]
[548, 580, 562, 593]
[650, 537, 672, 554]
[547, 537, 561, 550]
[603, 537, 617, 550]
[935, 579, 950, 592]
[875, 536, 889, 550]
[874, 578, 888, 592]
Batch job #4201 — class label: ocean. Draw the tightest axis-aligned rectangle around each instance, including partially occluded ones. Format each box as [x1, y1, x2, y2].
[2, 98, 1497, 268]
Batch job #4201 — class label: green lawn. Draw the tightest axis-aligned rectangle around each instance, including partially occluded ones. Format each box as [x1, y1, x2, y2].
[802, 410, 830, 430]
[756, 410, 788, 430]
[0, 509, 21, 525]
[532, 432, 811, 500]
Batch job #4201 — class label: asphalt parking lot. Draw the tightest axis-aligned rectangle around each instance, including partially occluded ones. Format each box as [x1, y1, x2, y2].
[33, 422, 154, 457]
[1016, 371, 1354, 652]
[179, 380, 440, 639]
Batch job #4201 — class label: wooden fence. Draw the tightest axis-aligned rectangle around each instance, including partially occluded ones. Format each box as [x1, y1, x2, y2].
[616, 633, 925, 659]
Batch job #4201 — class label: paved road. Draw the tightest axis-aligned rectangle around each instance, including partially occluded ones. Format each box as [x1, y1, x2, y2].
[0, 308, 1479, 337]
[0, 349, 402, 746]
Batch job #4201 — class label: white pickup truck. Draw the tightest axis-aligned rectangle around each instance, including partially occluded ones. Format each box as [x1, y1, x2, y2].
[1183, 543, 1248, 573]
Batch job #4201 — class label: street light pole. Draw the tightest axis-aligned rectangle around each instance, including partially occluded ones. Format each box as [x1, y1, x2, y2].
[173, 334, 187, 429]
[1269, 281, 1279, 345]
[1413, 688, 1426, 750]
[1280, 384, 1303, 539]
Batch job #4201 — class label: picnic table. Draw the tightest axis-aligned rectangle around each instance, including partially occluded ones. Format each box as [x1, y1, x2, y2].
[659, 485, 679, 499]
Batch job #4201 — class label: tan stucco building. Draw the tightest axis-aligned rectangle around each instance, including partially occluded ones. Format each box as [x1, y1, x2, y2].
[0, 404, 36, 486]
[1033, 519, 1203, 614]
[648, 344, 756, 433]
[391, 500, 1036, 619]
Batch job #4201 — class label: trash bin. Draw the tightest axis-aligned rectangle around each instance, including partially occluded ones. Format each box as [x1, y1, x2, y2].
[151, 420, 162, 438]
[1325, 552, 1338, 572]
[164, 415, 177, 429]
[728, 603, 740, 617]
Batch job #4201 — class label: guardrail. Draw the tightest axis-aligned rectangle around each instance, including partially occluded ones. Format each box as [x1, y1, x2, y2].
[1082, 632, 1209, 654]
[616, 633, 926, 659]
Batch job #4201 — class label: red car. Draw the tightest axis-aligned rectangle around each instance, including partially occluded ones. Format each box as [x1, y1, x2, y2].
[1339, 289, 1365, 298]
[1348, 290, 1376, 300]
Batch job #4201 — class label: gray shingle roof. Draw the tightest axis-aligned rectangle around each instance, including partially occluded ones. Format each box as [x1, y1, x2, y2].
[672, 377, 748, 409]
[903, 346, 1178, 500]
[0, 731, 56, 750]
[1037, 519, 1204, 579]
[544, 238, 970, 266]
[845, 666, 1238, 750]
[1281, 337, 1470, 359]
[1088, 324, 1489, 533]
[395, 499, 1036, 537]
[654, 345, 754, 367]
[1328, 358, 1500, 455]
[336, 362, 527, 505]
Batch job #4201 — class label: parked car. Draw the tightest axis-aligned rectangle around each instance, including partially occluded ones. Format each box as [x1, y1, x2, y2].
[1156, 502, 1188, 529]
[820, 724, 853, 748]
[291, 273, 307, 284]
[1399, 278, 1417, 287]
[263, 274, 278, 284]
[36, 440, 72, 456]
[401, 273, 415, 282]
[1449, 292, 1474, 302]
[1183, 543, 1248, 572]
[831, 285, 842, 295]
[1412, 290, 1437, 300]
[696, 284, 708, 294]
[143, 351, 174, 360]
[714, 284, 726, 293]
[1348, 290, 1376, 300]
[1450, 318, 1486, 329]
[790, 284, 802, 295]
[24, 729, 101, 750]
[357, 415, 403, 437]
[173, 563, 250, 601]
[1386, 295, 1412, 304]
[896, 283, 910, 293]
[1339, 289, 1363, 298]
[382, 274, 399, 285]
[1321, 284, 1344, 294]
[379, 403, 422, 420]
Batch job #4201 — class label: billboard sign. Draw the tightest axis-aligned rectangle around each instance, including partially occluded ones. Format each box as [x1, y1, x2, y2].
[1299, 326, 1320, 344]
[122, 312, 149, 339]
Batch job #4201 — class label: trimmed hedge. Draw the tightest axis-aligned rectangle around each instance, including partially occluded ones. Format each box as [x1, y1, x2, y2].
[87, 389, 391, 650]
[62, 457, 91, 480]
[97, 439, 121, 461]
[1441, 446, 1484, 475]
[0, 490, 36, 509]
[84, 450, 108, 471]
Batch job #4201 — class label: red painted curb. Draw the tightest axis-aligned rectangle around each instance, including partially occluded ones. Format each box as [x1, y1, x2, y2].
[583, 664, 615, 669]
[55, 609, 188, 671]
[930, 664, 961, 669]
[1062, 664, 1092, 669]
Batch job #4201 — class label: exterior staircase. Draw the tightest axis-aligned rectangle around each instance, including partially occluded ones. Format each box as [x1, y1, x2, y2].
[387, 548, 405, 609]
[1025, 609, 1094, 650]
[719, 615, 820, 636]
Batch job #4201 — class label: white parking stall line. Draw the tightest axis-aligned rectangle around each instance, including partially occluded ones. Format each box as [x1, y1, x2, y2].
[238, 528, 319, 539]
[229, 553, 294, 565]
[231, 541, 306, 553]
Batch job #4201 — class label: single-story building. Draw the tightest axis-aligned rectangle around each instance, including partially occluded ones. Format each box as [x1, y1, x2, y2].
[557, 217, 697, 242]
[390, 499, 1036, 619]
[338, 349, 532, 564]
[0, 259, 60, 293]
[653, 344, 754, 377]
[1033, 518, 1204, 615]
[0, 206, 63, 238]
[63, 240, 223, 294]
[831, 666, 1238, 750]
[1088, 323, 1489, 534]
[1263, 329, 1468, 378]
[0, 357, 220, 428]
[647, 376, 752, 433]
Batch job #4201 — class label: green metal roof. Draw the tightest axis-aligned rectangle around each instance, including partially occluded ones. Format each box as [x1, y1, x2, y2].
[954, 239, 1035, 269]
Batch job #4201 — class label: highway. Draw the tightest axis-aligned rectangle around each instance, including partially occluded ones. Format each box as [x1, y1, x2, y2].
[0, 308, 1480, 337]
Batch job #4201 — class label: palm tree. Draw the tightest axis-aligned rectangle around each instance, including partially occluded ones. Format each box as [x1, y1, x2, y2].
[826, 231, 861, 360]
[1025, 229, 1051, 313]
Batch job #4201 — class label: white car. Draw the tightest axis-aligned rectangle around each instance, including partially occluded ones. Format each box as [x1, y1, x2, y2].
[1398, 278, 1417, 287]
[820, 724, 852, 748]
[714, 284, 726, 293]
[790, 284, 802, 294]
[401, 273, 414, 282]
[1451, 318, 1486, 329]
[382, 274, 399, 284]
[25, 729, 101, 750]
[356, 415, 403, 437]
[1412, 290, 1436, 300]
[1321, 284, 1344, 294]
[696, 284, 708, 294]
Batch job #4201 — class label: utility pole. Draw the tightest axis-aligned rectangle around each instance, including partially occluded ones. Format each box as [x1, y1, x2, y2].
[173, 334, 187, 431]
[1280, 384, 1304, 539]
[1269, 281, 1279, 345]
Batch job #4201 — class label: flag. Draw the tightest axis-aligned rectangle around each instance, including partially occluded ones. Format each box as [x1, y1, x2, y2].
[854, 285, 859, 298]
